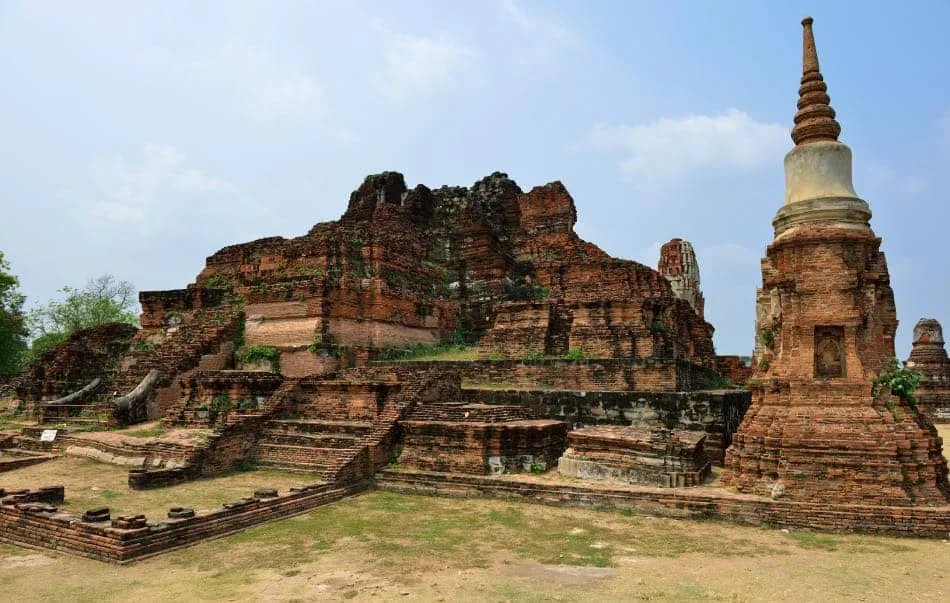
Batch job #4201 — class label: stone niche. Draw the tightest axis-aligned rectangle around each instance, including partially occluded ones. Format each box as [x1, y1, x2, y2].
[814, 326, 845, 378]
[558, 426, 710, 487]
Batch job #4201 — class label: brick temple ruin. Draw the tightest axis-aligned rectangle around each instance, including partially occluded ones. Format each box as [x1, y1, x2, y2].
[1, 16, 948, 564]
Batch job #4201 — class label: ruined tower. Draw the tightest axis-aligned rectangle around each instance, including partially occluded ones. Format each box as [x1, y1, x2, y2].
[906, 318, 950, 422]
[658, 238, 704, 320]
[723, 17, 950, 505]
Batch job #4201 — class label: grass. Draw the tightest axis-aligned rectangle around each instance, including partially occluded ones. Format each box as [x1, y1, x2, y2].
[0, 460, 947, 602]
[379, 343, 479, 362]
[0, 431, 948, 601]
[121, 425, 169, 438]
[0, 457, 311, 520]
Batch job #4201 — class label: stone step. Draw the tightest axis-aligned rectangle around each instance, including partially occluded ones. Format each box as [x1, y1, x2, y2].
[255, 443, 357, 466]
[264, 419, 373, 436]
[259, 430, 362, 448]
[253, 460, 331, 474]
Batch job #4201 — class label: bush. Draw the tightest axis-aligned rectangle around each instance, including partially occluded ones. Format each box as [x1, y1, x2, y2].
[210, 395, 232, 412]
[235, 345, 280, 370]
[707, 375, 734, 389]
[760, 328, 775, 350]
[133, 340, 156, 352]
[650, 321, 668, 334]
[564, 348, 586, 360]
[759, 358, 770, 372]
[873, 358, 922, 410]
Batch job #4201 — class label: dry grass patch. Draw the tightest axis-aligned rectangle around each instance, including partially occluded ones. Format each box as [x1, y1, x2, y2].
[0, 488, 948, 601]
[0, 457, 310, 520]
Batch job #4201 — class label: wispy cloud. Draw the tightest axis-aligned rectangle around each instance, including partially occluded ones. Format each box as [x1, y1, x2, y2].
[371, 24, 479, 102]
[136, 43, 329, 125]
[501, 0, 583, 65]
[89, 144, 244, 228]
[583, 109, 788, 189]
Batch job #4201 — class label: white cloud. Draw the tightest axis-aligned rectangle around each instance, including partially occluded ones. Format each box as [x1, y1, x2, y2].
[501, 0, 583, 65]
[584, 109, 788, 188]
[136, 43, 329, 125]
[89, 144, 239, 226]
[372, 25, 478, 102]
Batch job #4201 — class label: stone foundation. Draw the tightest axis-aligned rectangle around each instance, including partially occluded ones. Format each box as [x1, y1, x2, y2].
[398, 419, 568, 475]
[558, 426, 709, 487]
[377, 469, 950, 538]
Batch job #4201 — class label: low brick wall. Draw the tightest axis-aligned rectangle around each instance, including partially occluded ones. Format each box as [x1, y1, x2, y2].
[373, 359, 717, 392]
[0, 481, 368, 563]
[464, 389, 751, 465]
[0, 451, 58, 473]
[376, 470, 950, 538]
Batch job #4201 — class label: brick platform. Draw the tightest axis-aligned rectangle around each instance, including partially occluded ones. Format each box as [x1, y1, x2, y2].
[376, 469, 950, 538]
[558, 426, 709, 487]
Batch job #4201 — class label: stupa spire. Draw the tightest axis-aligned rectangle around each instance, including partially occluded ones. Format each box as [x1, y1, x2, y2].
[791, 16, 842, 146]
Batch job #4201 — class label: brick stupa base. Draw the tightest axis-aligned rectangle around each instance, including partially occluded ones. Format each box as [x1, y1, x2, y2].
[724, 380, 950, 506]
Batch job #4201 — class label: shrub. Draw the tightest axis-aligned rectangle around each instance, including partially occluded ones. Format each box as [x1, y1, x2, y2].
[759, 358, 770, 372]
[564, 348, 586, 360]
[529, 461, 545, 474]
[650, 320, 668, 334]
[873, 358, 922, 410]
[235, 345, 280, 371]
[707, 375, 734, 389]
[529, 285, 550, 301]
[210, 395, 232, 412]
[133, 340, 156, 352]
[760, 328, 775, 350]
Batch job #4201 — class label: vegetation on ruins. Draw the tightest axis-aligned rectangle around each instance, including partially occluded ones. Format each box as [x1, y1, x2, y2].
[564, 348, 587, 360]
[133, 340, 157, 352]
[650, 320, 668, 334]
[0, 251, 28, 375]
[759, 327, 775, 350]
[27, 274, 137, 359]
[235, 345, 281, 371]
[873, 357, 923, 412]
[377, 340, 476, 362]
[707, 375, 735, 389]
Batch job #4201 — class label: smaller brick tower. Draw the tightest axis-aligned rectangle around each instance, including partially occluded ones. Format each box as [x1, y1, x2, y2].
[658, 238, 704, 320]
[723, 17, 950, 505]
[906, 318, 950, 422]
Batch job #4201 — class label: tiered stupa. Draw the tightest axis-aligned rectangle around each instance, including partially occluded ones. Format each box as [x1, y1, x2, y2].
[906, 318, 950, 422]
[658, 238, 704, 320]
[724, 17, 950, 505]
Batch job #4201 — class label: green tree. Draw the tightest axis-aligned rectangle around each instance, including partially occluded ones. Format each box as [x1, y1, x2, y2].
[29, 275, 138, 357]
[0, 251, 29, 375]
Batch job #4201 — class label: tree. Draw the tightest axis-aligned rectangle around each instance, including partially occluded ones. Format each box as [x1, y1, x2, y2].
[0, 251, 28, 375]
[29, 275, 138, 357]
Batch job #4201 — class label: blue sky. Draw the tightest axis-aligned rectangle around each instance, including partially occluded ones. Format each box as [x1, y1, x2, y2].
[1, 1, 948, 357]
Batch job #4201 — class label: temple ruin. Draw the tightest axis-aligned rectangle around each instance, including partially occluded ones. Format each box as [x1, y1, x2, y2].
[1, 16, 948, 564]
[906, 318, 950, 422]
[723, 17, 950, 506]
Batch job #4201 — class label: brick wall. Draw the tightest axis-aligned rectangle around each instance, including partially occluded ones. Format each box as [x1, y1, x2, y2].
[465, 389, 750, 464]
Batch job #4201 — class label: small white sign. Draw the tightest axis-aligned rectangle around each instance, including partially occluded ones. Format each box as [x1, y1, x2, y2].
[40, 429, 58, 442]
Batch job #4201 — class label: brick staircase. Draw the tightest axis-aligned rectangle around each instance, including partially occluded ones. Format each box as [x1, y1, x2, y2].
[246, 375, 391, 475]
[254, 420, 370, 474]
[113, 307, 242, 395]
[405, 401, 535, 423]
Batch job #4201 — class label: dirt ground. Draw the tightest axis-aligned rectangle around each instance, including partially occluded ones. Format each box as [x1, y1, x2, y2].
[2, 456, 950, 602]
